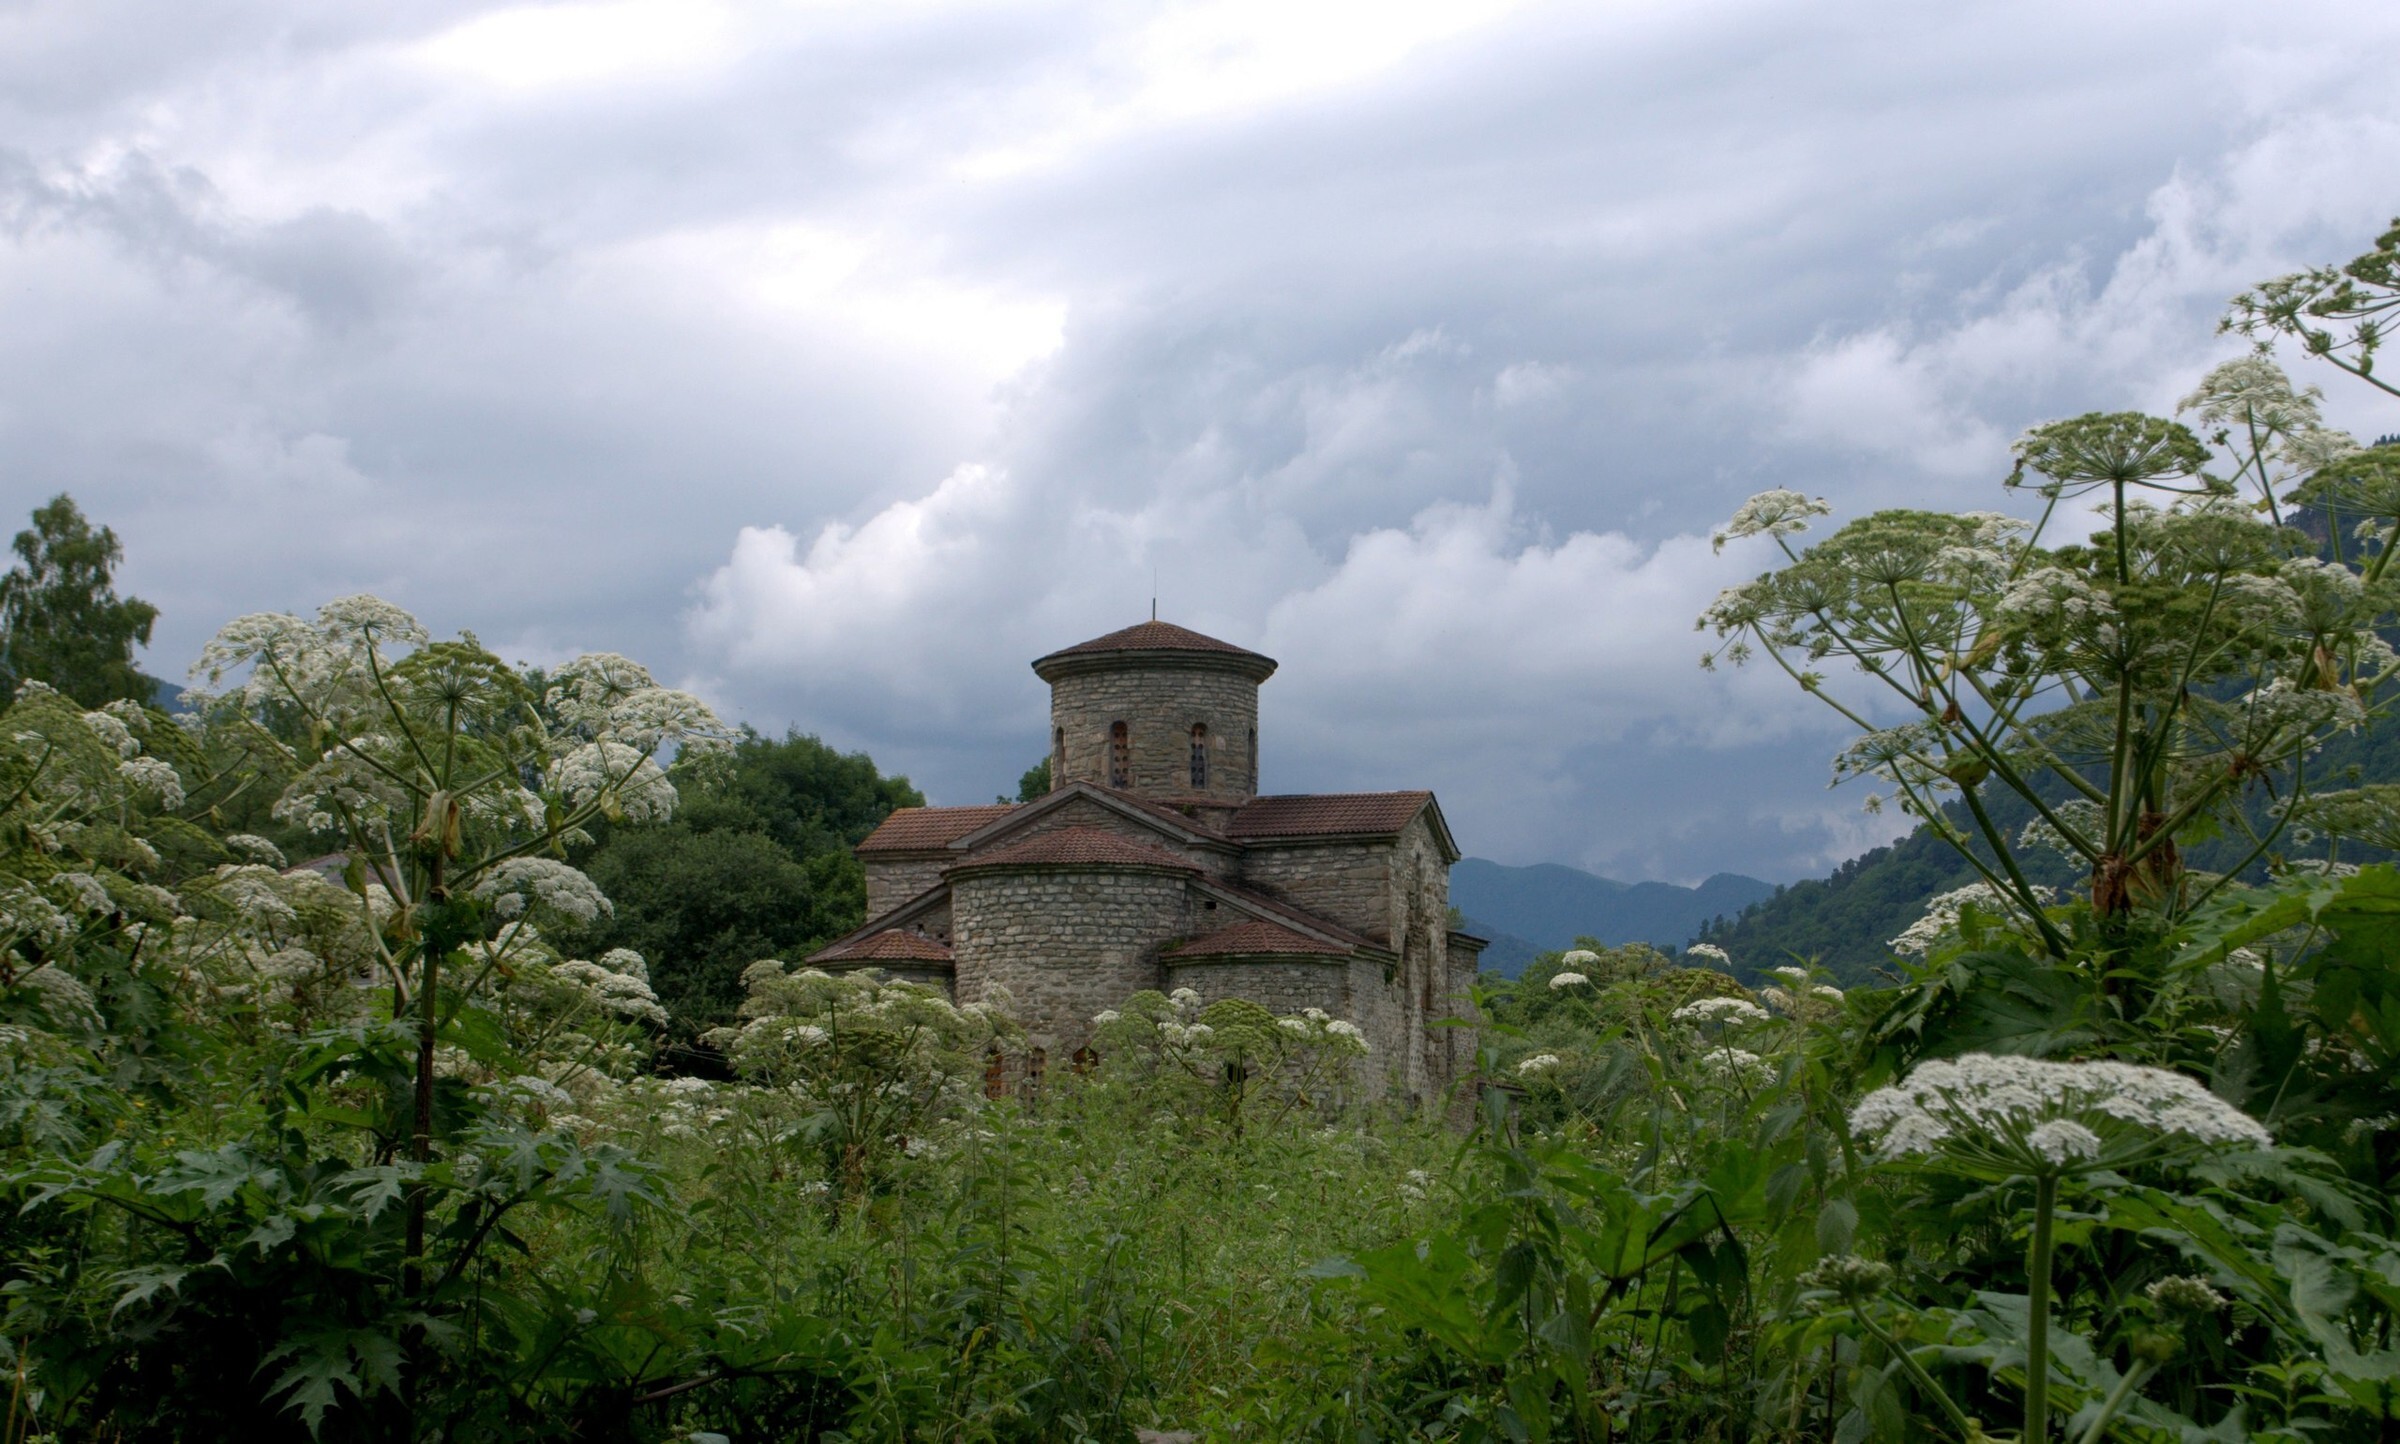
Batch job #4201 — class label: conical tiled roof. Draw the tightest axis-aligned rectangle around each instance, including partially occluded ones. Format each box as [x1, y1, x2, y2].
[1032, 620, 1277, 680]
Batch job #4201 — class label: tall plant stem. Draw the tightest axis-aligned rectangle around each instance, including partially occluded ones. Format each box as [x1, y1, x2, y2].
[404, 844, 446, 1298]
[2073, 1359, 2157, 1444]
[2026, 1171, 2060, 1444]
[1850, 1307, 1975, 1440]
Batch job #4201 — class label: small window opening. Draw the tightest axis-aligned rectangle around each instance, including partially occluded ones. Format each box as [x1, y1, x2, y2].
[1189, 723, 1209, 788]
[983, 1047, 1007, 1101]
[1071, 1045, 1099, 1077]
[1108, 721, 1130, 787]
[1247, 727, 1258, 785]
[1051, 726, 1065, 789]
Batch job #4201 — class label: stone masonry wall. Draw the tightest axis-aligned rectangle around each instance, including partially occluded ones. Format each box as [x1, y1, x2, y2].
[1389, 814, 1454, 1100]
[1164, 954, 1377, 1097]
[1050, 663, 1261, 801]
[1162, 956, 1355, 1016]
[1236, 840, 1396, 942]
[863, 856, 950, 916]
[1346, 953, 1408, 1095]
[950, 866, 1191, 1053]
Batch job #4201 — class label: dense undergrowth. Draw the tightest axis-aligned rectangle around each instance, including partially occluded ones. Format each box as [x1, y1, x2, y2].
[18, 218, 2400, 1443]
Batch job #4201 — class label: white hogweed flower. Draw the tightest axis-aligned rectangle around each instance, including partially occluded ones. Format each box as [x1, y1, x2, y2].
[16, 966, 101, 1028]
[1849, 1052, 2270, 1179]
[545, 652, 658, 732]
[1560, 949, 1600, 966]
[601, 686, 727, 755]
[317, 594, 429, 645]
[50, 872, 112, 915]
[212, 865, 299, 925]
[225, 834, 287, 867]
[2027, 1119, 2103, 1166]
[1672, 996, 1770, 1026]
[472, 857, 613, 925]
[596, 947, 649, 982]
[1889, 882, 2054, 957]
[1515, 1053, 1563, 1077]
[1713, 489, 1832, 552]
[118, 757, 184, 810]
[547, 741, 679, 822]
[80, 710, 140, 758]
[2177, 355, 2324, 435]
[2280, 424, 2361, 473]
[1994, 565, 2103, 628]
[1700, 1045, 1769, 1081]
[1685, 942, 1731, 967]
[1548, 971, 1589, 990]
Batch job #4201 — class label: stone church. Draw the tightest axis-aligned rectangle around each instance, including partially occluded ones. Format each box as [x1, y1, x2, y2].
[806, 620, 1485, 1100]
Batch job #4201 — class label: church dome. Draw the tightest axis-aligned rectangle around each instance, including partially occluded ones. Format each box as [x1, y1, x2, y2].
[1034, 618, 1275, 801]
[1032, 620, 1277, 682]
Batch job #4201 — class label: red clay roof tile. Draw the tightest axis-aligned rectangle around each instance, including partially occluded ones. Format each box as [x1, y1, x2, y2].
[1164, 919, 1352, 959]
[1227, 792, 1432, 839]
[815, 929, 954, 963]
[858, 804, 1019, 853]
[1041, 619, 1270, 661]
[948, 825, 1199, 873]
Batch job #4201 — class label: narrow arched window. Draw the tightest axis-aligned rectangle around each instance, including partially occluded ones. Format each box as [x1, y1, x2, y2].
[1051, 726, 1065, 790]
[1189, 723, 1209, 788]
[1108, 721, 1130, 787]
[1247, 727, 1258, 786]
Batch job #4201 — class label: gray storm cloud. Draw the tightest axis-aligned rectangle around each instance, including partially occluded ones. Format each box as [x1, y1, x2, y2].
[3, 0, 2399, 882]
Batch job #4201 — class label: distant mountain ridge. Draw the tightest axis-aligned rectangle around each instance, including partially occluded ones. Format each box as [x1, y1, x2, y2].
[1452, 859, 1775, 977]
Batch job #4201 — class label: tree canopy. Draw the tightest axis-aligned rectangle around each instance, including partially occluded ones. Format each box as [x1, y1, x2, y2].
[0, 494, 158, 708]
[556, 728, 924, 1043]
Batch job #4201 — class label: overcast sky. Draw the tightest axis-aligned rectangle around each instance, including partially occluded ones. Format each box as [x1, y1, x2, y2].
[6, 0, 2400, 884]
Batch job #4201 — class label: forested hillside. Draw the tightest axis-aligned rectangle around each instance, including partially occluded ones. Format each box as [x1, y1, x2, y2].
[1698, 704, 2400, 981]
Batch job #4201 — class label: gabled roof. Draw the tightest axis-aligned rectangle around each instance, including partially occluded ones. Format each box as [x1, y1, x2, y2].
[947, 825, 1199, 874]
[816, 929, 953, 963]
[1165, 919, 1352, 960]
[805, 878, 953, 961]
[947, 781, 1236, 856]
[858, 804, 1019, 854]
[1032, 620, 1277, 682]
[1188, 874, 1386, 951]
[1228, 791, 1458, 860]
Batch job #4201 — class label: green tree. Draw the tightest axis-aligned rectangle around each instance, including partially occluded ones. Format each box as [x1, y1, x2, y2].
[676, 727, 922, 855]
[577, 826, 838, 1038]
[1013, 755, 1050, 802]
[0, 494, 159, 707]
[559, 729, 921, 1041]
